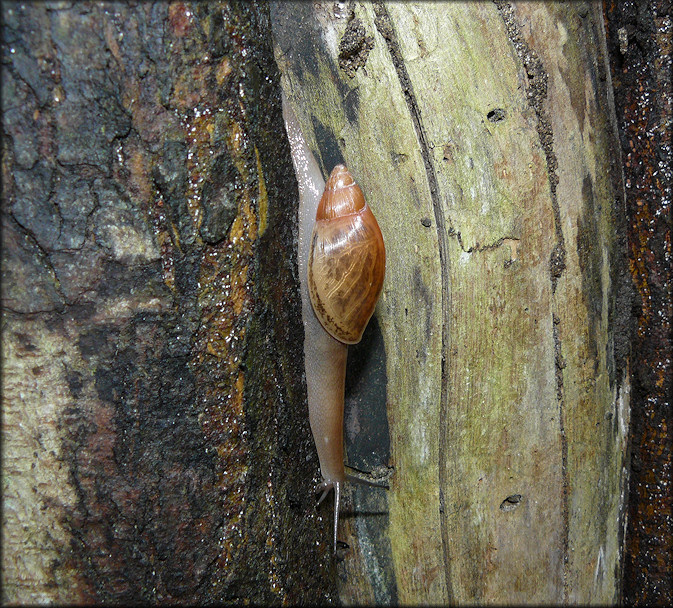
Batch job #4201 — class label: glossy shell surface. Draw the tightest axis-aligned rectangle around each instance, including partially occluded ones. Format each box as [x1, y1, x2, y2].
[308, 165, 385, 344]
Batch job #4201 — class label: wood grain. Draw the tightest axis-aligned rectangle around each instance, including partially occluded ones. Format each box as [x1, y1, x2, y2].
[273, 2, 629, 603]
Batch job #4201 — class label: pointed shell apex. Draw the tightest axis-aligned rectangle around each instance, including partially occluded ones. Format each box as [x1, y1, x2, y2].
[316, 165, 365, 221]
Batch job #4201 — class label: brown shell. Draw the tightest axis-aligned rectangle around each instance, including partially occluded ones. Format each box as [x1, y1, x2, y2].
[308, 165, 385, 344]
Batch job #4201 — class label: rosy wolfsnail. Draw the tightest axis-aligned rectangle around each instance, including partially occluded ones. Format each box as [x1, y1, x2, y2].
[282, 95, 386, 552]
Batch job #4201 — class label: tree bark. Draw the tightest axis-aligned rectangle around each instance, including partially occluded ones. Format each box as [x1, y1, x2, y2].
[2, 1, 640, 605]
[603, 0, 673, 605]
[2, 1, 337, 604]
[273, 1, 631, 604]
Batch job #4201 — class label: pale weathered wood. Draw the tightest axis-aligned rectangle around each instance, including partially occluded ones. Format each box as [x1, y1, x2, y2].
[273, 1, 629, 604]
[509, 5, 631, 602]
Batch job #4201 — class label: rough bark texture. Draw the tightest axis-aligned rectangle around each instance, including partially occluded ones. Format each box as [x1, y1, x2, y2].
[603, 0, 673, 605]
[273, 1, 631, 604]
[5, 1, 659, 605]
[2, 1, 338, 604]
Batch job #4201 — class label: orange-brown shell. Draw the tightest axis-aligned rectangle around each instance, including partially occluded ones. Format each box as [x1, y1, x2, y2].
[308, 165, 385, 344]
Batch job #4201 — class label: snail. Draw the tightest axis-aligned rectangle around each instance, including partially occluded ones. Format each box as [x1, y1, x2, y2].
[282, 94, 386, 552]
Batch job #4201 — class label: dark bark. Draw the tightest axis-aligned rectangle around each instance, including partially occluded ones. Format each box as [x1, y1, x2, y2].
[603, 1, 673, 605]
[2, 1, 336, 603]
[4, 0, 669, 604]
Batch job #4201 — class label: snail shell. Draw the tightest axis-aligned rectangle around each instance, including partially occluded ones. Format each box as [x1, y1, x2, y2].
[283, 97, 389, 552]
[308, 165, 386, 344]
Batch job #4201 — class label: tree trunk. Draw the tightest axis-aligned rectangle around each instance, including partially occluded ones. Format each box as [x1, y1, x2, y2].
[2, 1, 337, 604]
[3, 1, 638, 605]
[273, 1, 630, 604]
[603, 0, 673, 604]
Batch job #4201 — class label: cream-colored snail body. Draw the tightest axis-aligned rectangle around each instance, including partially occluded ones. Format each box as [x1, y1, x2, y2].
[282, 95, 386, 552]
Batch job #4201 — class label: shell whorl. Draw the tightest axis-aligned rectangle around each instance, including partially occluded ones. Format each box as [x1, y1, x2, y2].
[316, 164, 365, 220]
[308, 165, 385, 345]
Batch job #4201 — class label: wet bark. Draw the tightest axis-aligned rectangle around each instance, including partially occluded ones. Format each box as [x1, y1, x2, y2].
[1, 1, 337, 604]
[5, 1, 662, 605]
[603, 0, 673, 605]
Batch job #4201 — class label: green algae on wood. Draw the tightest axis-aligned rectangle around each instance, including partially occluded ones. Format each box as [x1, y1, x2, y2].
[273, 2, 630, 604]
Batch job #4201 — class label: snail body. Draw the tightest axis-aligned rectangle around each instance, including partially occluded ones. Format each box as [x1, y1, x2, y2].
[282, 95, 385, 552]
